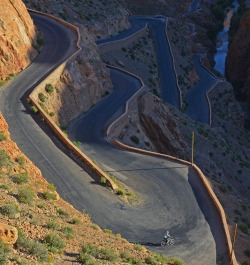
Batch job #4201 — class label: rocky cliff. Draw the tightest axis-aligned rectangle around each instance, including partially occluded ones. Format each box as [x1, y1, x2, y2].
[226, 9, 250, 110]
[0, 0, 37, 80]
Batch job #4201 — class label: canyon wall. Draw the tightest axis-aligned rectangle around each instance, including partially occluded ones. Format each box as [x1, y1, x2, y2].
[0, 0, 37, 80]
[226, 9, 250, 111]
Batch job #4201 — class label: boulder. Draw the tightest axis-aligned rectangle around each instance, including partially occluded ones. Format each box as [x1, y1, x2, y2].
[0, 223, 18, 244]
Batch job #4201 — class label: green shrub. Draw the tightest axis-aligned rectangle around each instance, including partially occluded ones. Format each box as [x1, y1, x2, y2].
[44, 233, 65, 252]
[120, 251, 131, 260]
[100, 177, 107, 184]
[49, 112, 55, 117]
[1, 184, 9, 190]
[38, 93, 46, 102]
[133, 243, 143, 251]
[170, 257, 187, 265]
[116, 188, 125, 196]
[29, 241, 48, 261]
[0, 239, 11, 265]
[70, 218, 82, 225]
[61, 226, 74, 235]
[37, 203, 45, 209]
[0, 203, 20, 218]
[0, 131, 7, 141]
[16, 156, 25, 167]
[47, 183, 56, 191]
[37, 33, 45, 46]
[46, 221, 59, 230]
[103, 229, 112, 234]
[77, 252, 97, 264]
[30, 106, 38, 114]
[130, 135, 139, 144]
[57, 208, 68, 218]
[79, 243, 99, 258]
[244, 249, 250, 257]
[18, 187, 35, 204]
[73, 141, 81, 148]
[100, 247, 118, 262]
[12, 172, 29, 184]
[145, 255, 158, 265]
[45, 84, 54, 94]
[239, 224, 248, 234]
[41, 191, 57, 200]
[0, 150, 10, 168]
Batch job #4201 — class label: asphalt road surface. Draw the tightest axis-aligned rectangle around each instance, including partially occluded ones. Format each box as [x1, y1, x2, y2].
[0, 13, 228, 265]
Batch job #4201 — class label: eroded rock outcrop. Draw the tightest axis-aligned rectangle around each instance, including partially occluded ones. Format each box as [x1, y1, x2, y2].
[138, 92, 187, 158]
[0, 223, 18, 244]
[226, 9, 250, 111]
[38, 25, 113, 126]
[0, 0, 37, 80]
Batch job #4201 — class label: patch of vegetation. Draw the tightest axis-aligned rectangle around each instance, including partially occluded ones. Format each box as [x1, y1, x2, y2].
[16, 156, 25, 167]
[30, 105, 39, 114]
[45, 84, 54, 94]
[0, 149, 10, 168]
[15, 228, 48, 262]
[70, 218, 82, 225]
[238, 223, 248, 234]
[169, 257, 187, 265]
[47, 183, 56, 191]
[130, 135, 139, 145]
[73, 141, 81, 148]
[61, 226, 74, 239]
[57, 208, 69, 218]
[44, 233, 65, 253]
[103, 229, 112, 234]
[0, 131, 7, 141]
[0, 203, 20, 219]
[12, 172, 29, 184]
[18, 187, 35, 205]
[0, 239, 11, 265]
[38, 93, 46, 102]
[133, 243, 143, 252]
[41, 191, 57, 200]
[1, 184, 9, 190]
[46, 221, 60, 231]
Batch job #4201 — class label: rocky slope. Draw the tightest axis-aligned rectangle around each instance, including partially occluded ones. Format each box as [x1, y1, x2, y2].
[225, 9, 250, 110]
[0, 0, 37, 81]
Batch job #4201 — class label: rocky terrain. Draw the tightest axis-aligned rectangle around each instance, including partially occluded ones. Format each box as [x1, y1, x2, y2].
[226, 9, 250, 112]
[0, 0, 37, 82]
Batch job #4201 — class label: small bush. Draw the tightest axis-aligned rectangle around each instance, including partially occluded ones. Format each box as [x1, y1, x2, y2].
[12, 172, 29, 184]
[41, 191, 57, 200]
[37, 203, 45, 209]
[79, 243, 99, 258]
[100, 177, 107, 184]
[0, 239, 11, 265]
[1, 184, 9, 190]
[0, 150, 10, 168]
[47, 183, 56, 191]
[130, 135, 139, 144]
[47, 221, 59, 230]
[100, 247, 118, 262]
[0, 203, 20, 218]
[16, 156, 25, 166]
[0, 131, 7, 141]
[145, 255, 158, 265]
[134, 243, 143, 251]
[18, 187, 35, 204]
[29, 241, 48, 261]
[77, 253, 97, 264]
[45, 84, 54, 94]
[49, 112, 55, 117]
[170, 257, 187, 265]
[70, 218, 82, 225]
[57, 208, 68, 217]
[38, 93, 46, 102]
[239, 224, 248, 234]
[120, 251, 131, 260]
[61, 226, 74, 239]
[73, 141, 81, 148]
[103, 229, 112, 234]
[44, 233, 65, 252]
[30, 106, 38, 114]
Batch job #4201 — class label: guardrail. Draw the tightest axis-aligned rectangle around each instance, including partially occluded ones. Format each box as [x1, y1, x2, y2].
[165, 18, 183, 108]
[112, 140, 237, 265]
[98, 23, 148, 54]
[28, 10, 117, 190]
[106, 65, 145, 140]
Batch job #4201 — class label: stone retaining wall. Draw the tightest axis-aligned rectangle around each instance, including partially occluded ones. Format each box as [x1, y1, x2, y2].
[28, 10, 117, 190]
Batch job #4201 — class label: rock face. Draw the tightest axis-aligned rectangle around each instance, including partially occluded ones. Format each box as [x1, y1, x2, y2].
[226, 9, 250, 111]
[0, 223, 18, 244]
[0, 0, 37, 80]
[138, 92, 186, 158]
[40, 25, 113, 126]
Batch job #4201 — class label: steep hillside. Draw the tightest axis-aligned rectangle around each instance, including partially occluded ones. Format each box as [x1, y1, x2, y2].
[0, 0, 37, 81]
[226, 9, 250, 110]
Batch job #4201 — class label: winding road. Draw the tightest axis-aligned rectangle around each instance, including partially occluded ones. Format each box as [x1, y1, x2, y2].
[0, 11, 228, 265]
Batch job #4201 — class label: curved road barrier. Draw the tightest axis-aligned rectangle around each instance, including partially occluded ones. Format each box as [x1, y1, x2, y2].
[165, 18, 183, 108]
[28, 10, 117, 190]
[112, 140, 237, 265]
[98, 24, 148, 54]
[106, 65, 145, 140]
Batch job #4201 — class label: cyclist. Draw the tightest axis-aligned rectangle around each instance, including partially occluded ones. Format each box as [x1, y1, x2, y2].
[164, 231, 173, 244]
